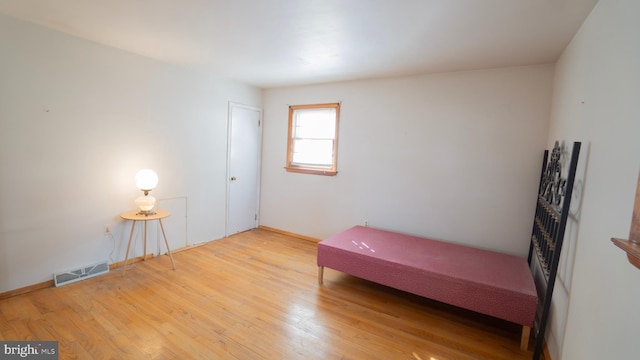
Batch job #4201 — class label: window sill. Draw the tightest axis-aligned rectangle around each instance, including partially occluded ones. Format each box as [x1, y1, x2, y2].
[285, 167, 337, 176]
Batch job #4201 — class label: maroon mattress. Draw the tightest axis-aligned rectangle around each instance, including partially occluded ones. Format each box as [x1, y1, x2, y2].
[317, 226, 537, 327]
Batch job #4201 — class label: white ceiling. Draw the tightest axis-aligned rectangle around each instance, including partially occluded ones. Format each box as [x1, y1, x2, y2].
[0, 0, 599, 88]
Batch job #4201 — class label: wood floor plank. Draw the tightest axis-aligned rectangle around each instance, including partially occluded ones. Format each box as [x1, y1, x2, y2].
[0, 228, 534, 359]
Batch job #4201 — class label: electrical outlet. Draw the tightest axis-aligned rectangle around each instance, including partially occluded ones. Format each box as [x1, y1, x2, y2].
[104, 224, 111, 235]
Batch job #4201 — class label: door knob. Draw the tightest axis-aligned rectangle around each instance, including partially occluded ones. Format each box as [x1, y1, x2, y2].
[230, 176, 237, 181]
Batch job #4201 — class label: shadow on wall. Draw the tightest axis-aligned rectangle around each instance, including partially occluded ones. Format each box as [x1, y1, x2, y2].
[552, 140, 591, 357]
[558, 140, 590, 290]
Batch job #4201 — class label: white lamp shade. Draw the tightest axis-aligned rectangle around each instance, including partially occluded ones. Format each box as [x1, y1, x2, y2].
[135, 169, 159, 190]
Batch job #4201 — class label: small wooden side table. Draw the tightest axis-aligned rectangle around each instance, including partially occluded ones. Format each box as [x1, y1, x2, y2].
[120, 209, 176, 276]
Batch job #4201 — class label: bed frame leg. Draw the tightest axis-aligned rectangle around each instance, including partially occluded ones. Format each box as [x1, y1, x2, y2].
[318, 266, 324, 285]
[521, 326, 531, 351]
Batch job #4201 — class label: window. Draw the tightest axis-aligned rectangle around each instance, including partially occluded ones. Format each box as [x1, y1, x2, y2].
[286, 103, 340, 176]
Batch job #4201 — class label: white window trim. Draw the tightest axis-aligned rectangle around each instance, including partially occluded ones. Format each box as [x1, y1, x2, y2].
[285, 103, 340, 176]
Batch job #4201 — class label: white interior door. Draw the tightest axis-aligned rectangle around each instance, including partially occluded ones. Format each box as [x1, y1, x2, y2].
[226, 103, 262, 235]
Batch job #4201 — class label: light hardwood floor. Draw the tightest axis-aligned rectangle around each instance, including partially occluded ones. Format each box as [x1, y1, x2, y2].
[0, 228, 535, 359]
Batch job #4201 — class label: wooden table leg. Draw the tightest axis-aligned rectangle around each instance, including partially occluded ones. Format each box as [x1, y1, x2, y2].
[158, 219, 176, 270]
[318, 266, 324, 285]
[122, 220, 137, 276]
[143, 220, 147, 261]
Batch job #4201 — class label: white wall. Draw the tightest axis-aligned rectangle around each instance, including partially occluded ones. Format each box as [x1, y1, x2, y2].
[261, 65, 552, 256]
[0, 14, 261, 293]
[545, 0, 640, 359]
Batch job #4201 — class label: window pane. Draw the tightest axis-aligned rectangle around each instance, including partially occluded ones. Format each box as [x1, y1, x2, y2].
[295, 109, 336, 139]
[292, 139, 333, 166]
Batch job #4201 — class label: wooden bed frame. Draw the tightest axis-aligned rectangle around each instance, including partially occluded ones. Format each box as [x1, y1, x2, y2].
[317, 141, 580, 358]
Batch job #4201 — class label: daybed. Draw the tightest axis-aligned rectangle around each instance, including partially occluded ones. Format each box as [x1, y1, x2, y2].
[317, 225, 536, 349]
[317, 141, 581, 358]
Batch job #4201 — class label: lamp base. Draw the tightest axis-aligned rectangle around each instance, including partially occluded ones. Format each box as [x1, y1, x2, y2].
[134, 194, 157, 216]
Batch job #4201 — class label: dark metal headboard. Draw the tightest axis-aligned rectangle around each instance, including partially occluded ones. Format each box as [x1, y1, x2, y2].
[528, 141, 581, 360]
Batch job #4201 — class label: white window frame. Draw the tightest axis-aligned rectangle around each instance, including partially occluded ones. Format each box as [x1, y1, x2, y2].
[286, 103, 340, 176]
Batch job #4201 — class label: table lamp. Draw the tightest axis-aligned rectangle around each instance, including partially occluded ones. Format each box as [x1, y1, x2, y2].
[134, 169, 158, 215]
